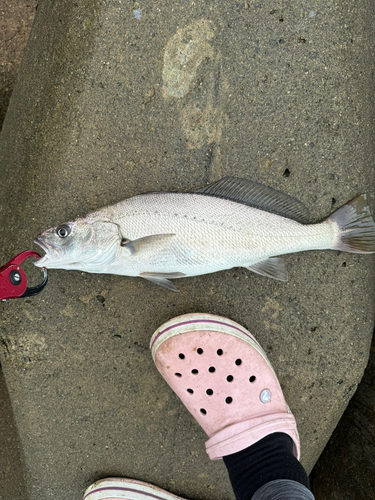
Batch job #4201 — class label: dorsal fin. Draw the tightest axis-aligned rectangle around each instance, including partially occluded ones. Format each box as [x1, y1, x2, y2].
[195, 177, 310, 223]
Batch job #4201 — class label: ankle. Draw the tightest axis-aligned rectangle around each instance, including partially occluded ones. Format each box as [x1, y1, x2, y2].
[223, 433, 310, 500]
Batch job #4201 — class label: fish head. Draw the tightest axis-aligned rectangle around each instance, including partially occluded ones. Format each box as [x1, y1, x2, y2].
[34, 215, 122, 271]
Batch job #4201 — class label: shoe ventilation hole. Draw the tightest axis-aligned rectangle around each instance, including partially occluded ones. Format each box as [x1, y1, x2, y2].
[208, 366, 216, 373]
[179, 353, 185, 359]
[187, 388, 194, 394]
[197, 348, 203, 354]
[227, 375, 234, 382]
[249, 376, 256, 383]
[235, 359, 242, 366]
[225, 397, 233, 404]
[206, 389, 213, 395]
[175, 373, 182, 377]
[217, 349, 223, 356]
[200, 408, 207, 415]
[191, 369, 199, 374]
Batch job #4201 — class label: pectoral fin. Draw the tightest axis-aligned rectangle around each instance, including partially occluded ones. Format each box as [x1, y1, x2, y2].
[245, 257, 288, 281]
[140, 272, 186, 291]
[121, 234, 175, 255]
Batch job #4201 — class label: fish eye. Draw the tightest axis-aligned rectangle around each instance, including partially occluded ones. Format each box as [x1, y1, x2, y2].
[56, 225, 71, 238]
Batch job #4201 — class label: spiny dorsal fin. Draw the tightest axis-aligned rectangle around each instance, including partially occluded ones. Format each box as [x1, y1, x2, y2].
[195, 177, 310, 223]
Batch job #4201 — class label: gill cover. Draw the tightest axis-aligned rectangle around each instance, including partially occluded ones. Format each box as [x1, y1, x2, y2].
[80, 220, 123, 271]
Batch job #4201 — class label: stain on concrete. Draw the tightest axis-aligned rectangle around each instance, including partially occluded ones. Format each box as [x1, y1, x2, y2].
[0, 331, 47, 368]
[163, 20, 223, 149]
[163, 20, 215, 99]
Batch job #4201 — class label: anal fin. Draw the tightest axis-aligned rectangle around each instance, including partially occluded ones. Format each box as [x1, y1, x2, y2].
[245, 257, 288, 281]
[139, 272, 186, 292]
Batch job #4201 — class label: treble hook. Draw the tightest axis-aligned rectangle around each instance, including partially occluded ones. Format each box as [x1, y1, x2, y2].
[0, 250, 48, 301]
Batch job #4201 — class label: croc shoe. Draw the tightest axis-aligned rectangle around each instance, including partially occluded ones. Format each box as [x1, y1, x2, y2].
[83, 478, 185, 500]
[150, 313, 300, 460]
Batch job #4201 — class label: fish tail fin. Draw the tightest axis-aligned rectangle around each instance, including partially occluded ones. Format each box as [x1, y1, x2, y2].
[329, 194, 375, 253]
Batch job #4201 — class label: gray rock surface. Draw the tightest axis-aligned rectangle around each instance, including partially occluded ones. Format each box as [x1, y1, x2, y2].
[0, 1, 374, 499]
[312, 334, 375, 499]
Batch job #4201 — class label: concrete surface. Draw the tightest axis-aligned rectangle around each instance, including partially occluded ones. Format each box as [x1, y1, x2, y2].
[0, 1, 375, 499]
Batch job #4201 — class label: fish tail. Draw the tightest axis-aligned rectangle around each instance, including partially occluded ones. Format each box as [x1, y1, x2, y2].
[328, 194, 375, 253]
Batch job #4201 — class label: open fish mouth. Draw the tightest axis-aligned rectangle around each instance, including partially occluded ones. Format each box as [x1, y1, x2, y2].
[33, 237, 61, 264]
[34, 236, 64, 267]
[33, 237, 45, 251]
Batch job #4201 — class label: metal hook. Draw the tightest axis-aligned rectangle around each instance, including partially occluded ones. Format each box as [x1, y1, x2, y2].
[0, 250, 48, 301]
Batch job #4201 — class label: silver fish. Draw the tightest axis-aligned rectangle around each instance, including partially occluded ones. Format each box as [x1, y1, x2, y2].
[34, 177, 375, 291]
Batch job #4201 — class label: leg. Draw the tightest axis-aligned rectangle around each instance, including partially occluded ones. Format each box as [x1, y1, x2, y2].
[224, 433, 313, 500]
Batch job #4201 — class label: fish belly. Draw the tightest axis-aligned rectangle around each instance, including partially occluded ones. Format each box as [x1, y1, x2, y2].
[102, 193, 337, 277]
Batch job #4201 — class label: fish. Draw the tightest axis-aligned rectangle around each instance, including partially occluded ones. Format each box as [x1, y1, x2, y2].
[34, 177, 375, 291]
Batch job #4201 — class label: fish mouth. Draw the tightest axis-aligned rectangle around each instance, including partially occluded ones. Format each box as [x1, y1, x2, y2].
[34, 236, 59, 251]
[33, 237, 59, 267]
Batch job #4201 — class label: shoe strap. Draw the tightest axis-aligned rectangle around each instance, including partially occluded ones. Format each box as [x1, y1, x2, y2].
[205, 412, 300, 460]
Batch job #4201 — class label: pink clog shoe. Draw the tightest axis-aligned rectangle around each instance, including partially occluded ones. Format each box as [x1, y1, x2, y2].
[150, 313, 300, 460]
